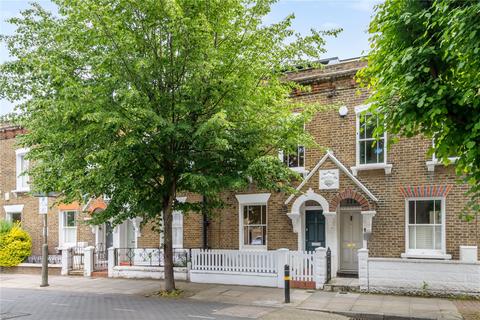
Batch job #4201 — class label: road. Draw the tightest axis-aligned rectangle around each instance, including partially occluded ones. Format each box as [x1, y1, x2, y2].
[0, 288, 246, 320]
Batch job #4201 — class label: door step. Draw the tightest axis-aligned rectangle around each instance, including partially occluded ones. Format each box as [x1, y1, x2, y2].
[324, 277, 360, 292]
[91, 271, 108, 278]
[68, 270, 84, 276]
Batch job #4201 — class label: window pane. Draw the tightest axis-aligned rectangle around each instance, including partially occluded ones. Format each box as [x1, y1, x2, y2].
[243, 227, 249, 245]
[64, 212, 76, 227]
[261, 205, 266, 225]
[408, 226, 415, 249]
[243, 206, 248, 225]
[416, 201, 435, 224]
[415, 225, 434, 249]
[248, 205, 262, 224]
[434, 200, 441, 224]
[376, 139, 384, 163]
[64, 228, 76, 243]
[359, 141, 366, 164]
[408, 201, 415, 223]
[249, 226, 264, 245]
[298, 146, 305, 167]
[11, 212, 21, 223]
[364, 115, 375, 139]
[365, 141, 377, 164]
[434, 226, 442, 249]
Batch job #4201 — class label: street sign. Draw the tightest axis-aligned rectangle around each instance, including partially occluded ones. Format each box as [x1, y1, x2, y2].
[39, 197, 48, 214]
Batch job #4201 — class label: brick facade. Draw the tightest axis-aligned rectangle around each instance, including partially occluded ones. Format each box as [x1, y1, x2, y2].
[0, 126, 94, 255]
[1, 57, 478, 264]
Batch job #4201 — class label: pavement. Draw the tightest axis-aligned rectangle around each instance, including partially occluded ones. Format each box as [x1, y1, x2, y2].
[1, 274, 475, 320]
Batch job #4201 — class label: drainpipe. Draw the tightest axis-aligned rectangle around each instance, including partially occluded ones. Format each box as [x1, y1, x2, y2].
[202, 195, 209, 249]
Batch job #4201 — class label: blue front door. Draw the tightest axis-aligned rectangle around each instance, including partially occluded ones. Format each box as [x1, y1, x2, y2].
[305, 210, 325, 251]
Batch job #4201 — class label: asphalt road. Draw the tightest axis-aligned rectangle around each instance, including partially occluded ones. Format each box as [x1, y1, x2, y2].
[0, 288, 246, 320]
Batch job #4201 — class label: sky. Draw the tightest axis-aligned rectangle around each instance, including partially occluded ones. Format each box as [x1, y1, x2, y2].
[0, 0, 381, 116]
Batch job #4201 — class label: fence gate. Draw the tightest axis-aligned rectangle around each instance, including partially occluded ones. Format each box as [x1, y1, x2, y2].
[288, 251, 315, 289]
[94, 244, 108, 271]
[70, 246, 84, 272]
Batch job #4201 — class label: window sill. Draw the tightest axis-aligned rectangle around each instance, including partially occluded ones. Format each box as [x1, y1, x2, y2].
[12, 188, 30, 194]
[426, 158, 459, 172]
[351, 163, 392, 176]
[288, 167, 308, 178]
[401, 252, 452, 260]
[240, 245, 267, 251]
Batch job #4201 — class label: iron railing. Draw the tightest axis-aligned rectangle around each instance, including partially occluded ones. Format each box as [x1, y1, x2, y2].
[70, 246, 85, 270]
[94, 244, 108, 271]
[24, 255, 62, 265]
[114, 248, 190, 267]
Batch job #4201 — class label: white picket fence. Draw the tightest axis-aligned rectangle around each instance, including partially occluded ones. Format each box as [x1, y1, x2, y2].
[288, 250, 315, 282]
[190, 248, 326, 288]
[191, 249, 277, 274]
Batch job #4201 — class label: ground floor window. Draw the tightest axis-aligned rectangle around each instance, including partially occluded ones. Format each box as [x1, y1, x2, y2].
[243, 204, 267, 246]
[172, 212, 183, 249]
[7, 212, 22, 224]
[61, 211, 77, 245]
[406, 198, 445, 255]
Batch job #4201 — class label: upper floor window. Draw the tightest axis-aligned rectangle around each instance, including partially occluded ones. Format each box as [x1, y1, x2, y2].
[358, 114, 385, 165]
[282, 146, 305, 168]
[15, 148, 30, 192]
[426, 139, 459, 172]
[351, 105, 392, 176]
[172, 211, 183, 249]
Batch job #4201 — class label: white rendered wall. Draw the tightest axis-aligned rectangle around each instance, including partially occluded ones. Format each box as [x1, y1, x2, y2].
[359, 250, 480, 295]
[111, 266, 188, 281]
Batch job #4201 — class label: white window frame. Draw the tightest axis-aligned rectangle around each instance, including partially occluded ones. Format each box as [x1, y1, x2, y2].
[426, 139, 459, 172]
[3, 204, 24, 223]
[279, 146, 307, 177]
[401, 197, 451, 259]
[59, 210, 78, 248]
[14, 148, 30, 192]
[351, 105, 392, 176]
[236, 193, 270, 251]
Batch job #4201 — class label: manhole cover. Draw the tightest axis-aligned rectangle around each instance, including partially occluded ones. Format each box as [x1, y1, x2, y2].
[0, 312, 31, 320]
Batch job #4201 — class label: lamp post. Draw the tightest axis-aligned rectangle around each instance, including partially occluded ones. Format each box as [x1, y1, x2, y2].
[33, 191, 58, 287]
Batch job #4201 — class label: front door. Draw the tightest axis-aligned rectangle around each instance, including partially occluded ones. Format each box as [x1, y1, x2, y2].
[305, 210, 325, 251]
[340, 211, 363, 272]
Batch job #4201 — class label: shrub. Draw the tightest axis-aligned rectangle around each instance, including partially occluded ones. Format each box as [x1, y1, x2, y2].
[0, 219, 13, 234]
[0, 222, 32, 267]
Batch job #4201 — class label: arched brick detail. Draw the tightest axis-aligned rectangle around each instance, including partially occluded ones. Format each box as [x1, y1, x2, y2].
[330, 188, 371, 211]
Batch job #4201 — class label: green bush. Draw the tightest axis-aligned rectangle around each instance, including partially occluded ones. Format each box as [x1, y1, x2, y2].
[0, 220, 13, 234]
[0, 222, 32, 267]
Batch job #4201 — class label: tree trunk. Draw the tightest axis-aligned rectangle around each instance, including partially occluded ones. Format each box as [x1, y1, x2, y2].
[162, 183, 176, 292]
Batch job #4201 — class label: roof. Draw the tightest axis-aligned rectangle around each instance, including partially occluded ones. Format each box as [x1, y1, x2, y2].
[284, 150, 379, 205]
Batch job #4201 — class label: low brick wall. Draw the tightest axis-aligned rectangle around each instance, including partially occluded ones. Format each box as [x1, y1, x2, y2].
[0, 263, 62, 276]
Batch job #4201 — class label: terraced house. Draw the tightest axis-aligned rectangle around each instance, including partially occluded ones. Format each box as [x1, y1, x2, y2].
[1, 57, 479, 294]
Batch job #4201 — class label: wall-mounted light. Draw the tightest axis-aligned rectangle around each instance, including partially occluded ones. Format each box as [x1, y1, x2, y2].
[339, 105, 348, 117]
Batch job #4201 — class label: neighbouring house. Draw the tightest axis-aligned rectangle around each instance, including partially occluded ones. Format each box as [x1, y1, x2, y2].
[0, 124, 94, 257]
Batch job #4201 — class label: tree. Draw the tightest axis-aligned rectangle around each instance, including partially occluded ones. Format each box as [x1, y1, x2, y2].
[358, 0, 480, 216]
[1, 0, 336, 291]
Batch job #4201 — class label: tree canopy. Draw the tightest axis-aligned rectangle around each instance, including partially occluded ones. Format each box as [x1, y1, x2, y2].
[0, 0, 337, 290]
[358, 0, 480, 216]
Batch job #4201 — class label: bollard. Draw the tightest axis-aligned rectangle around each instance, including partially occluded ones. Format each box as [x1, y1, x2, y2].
[284, 264, 290, 303]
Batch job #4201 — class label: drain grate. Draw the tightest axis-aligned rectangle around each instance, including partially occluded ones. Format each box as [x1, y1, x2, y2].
[0, 312, 31, 320]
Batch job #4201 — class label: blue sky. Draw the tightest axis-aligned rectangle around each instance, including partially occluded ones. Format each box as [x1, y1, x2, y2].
[0, 0, 380, 116]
